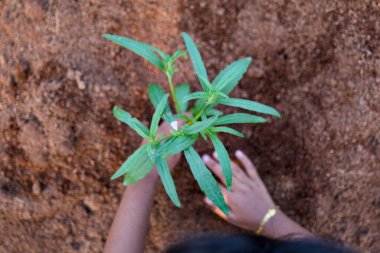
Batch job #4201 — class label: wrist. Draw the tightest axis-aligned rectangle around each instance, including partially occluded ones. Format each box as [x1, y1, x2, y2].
[259, 209, 289, 237]
[255, 206, 279, 235]
[261, 210, 312, 239]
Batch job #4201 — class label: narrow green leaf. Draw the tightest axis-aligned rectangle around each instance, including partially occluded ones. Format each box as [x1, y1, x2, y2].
[183, 116, 218, 135]
[205, 108, 223, 117]
[209, 134, 232, 190]
[148, 47, 167, 60]
[123, 153, 155, 185]
[158, 135, 198, 158]
[103, 34, 164, 70]
[173, 113, 193, 123]
[219, 98, 281, 118]
[175, 84, 191, 112]
[182, 92, 206, 102]
[169, 50, 187, 63]
[148, 84, 165, 107]
[197, 75, 213, 91]
[214, 91, 229, 99]
[190, 99, 205, 115]
[184, 147, 229, 215]
[211, 126, 244, 138]
[182, 32, 209, 90]
[112, 144, 153, 180]
[146, 142, 157, 162]
[213, 57, 252, 95]
[156, 157, 181, 207]
[150, 94, 169, 136]
[214, 113, 267, 125]
[113, 106, 150, 139]
[148, 84, 174, 123]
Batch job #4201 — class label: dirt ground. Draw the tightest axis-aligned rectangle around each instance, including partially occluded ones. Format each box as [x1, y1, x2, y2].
[0, 0, 379, 252]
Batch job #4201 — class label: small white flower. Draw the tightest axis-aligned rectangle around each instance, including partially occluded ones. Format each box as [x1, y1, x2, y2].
[170, 121, 178, 130]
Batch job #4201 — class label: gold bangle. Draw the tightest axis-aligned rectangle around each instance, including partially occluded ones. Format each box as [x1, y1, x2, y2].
[255, 206, 278, 235]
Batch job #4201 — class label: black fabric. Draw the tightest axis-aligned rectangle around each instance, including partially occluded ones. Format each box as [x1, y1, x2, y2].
[165, 234, 355, 253]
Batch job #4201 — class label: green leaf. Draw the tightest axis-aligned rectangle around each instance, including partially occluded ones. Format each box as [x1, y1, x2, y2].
[169, 50, 187, 64]
[146, 142, 156, 162]
[103, 34, 164, 70]
[200, 132, 207, 140]
[183, 116, 218, 135]
[150, 94, 169, 136]
[197, 75, 213, 91]
[214, 91, 229, 99]
[156, 157, 181, 207]
[148, 84, 174, 123]
[182, 92, 206, 102]
[123, 156, 154, 185]
[175, 84, 191, 112]
[219, 98, 281, 118]
[149, 47, 168, 60]
[184, 147, 229, 215]
[148, 84, 165, 107]
[214, 113, 267, 125]
[113, 106, 150, 139]
[213, 57, 252, 95]
[209, 134, 232, 190]
[111, 144, 153, 180]
[158, 135, 198, 158]
[174, 113, 193, 123]
[190, 99, 205, 115]
[210, 126, 244, 138]
[205, 108, 223, 117]
[182, 32, 209, 90]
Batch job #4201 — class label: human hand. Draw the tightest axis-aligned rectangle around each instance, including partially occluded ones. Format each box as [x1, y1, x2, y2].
[202, 150, 312, 238]
[106, 120, 186, 253]
[202, 150, 276, 231]
[142, 119, 185, 181]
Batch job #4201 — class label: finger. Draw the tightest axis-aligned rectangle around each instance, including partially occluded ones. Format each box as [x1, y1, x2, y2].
[211, 152, 232, 181]
[176, 116, 188, 128]
[202, 154, 226, 186]
[219, 183, 231, 204]
[231, 159, 247, 180]
[204, 197, 235, 221]
[212, 152, 246, 184]
[157, 117, 187, 136]
[235, 150, 259, 179]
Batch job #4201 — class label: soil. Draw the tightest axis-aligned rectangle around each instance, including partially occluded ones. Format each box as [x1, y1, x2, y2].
[0, 0, 379, 252]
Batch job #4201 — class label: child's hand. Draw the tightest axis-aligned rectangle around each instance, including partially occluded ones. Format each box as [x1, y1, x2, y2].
[142, 119, 186, 181]
[202, 150, 312, 238]
[202, 150, 276, 231]
[155, 121, 182, 171]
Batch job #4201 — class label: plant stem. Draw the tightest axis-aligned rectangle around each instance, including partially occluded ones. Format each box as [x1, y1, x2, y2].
[166, 73, 182, 113]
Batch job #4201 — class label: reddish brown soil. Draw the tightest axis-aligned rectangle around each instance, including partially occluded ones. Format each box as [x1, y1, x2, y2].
[0, 1, 379, 252]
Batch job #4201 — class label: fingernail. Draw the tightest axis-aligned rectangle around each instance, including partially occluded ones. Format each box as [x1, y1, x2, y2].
[204, 197, 212, 205]
[170, 121, 178, 130]
[202, 155, 211, 162]
[235, 150, 243, 158]
[213, 151, 218, 158]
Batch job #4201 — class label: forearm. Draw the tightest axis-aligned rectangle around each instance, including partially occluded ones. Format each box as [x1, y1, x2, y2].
[104, 172, 159, 253]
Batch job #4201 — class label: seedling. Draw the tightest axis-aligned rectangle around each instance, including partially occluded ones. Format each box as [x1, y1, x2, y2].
[104, 32, 281, 215]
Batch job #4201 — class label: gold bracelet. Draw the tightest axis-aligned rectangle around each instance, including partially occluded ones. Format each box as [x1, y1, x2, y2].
[255, 206, 278, 235]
